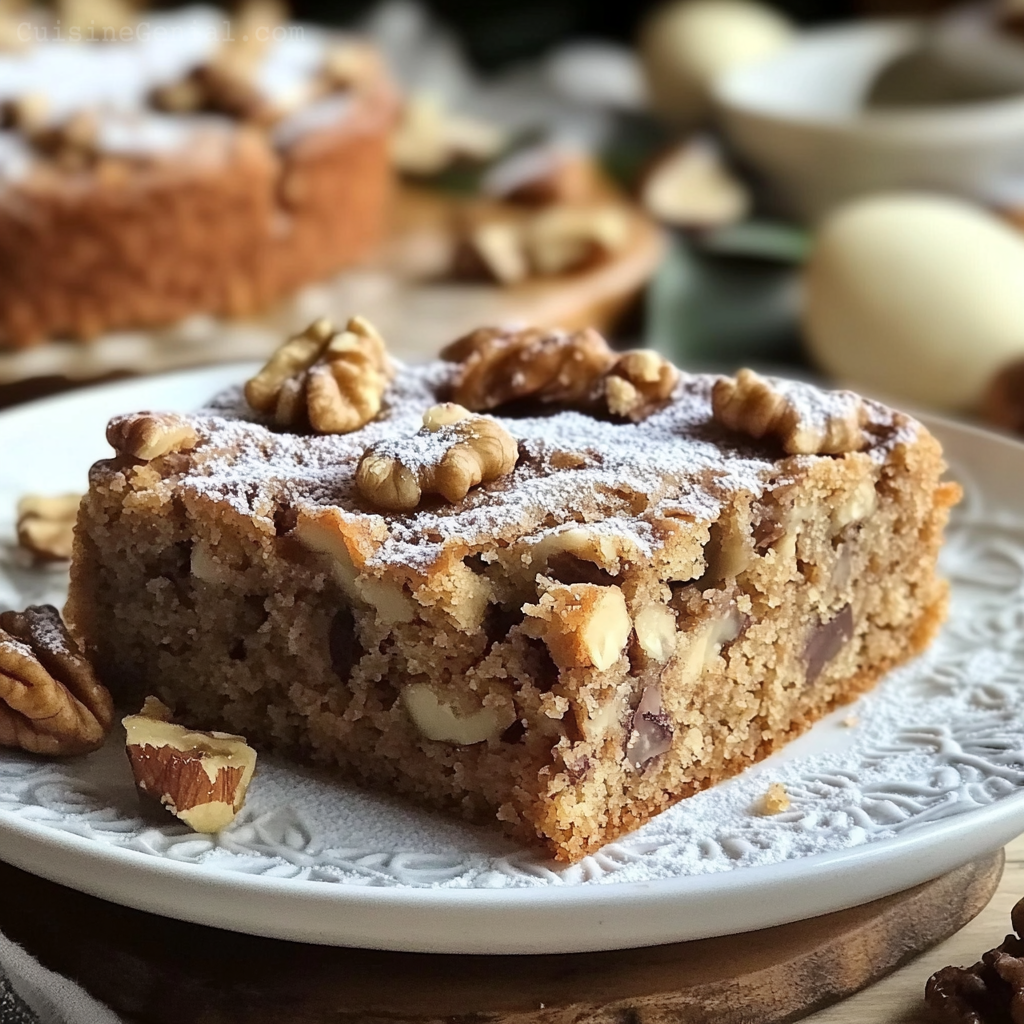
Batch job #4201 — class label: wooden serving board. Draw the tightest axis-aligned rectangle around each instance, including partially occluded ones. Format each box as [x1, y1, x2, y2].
[0, 852, 1003, 1024]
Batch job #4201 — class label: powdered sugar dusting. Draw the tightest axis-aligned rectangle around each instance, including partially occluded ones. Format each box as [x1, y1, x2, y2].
[172, 363, 919, 573]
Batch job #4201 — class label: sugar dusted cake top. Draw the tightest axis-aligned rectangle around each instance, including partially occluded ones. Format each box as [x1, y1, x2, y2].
[134, 351, 917, 576]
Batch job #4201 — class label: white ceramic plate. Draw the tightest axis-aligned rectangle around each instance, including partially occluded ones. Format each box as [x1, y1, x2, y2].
[1, 367, 1023, 955]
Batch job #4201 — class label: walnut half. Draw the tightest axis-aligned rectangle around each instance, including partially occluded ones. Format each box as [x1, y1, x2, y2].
[712, 368, 869, 455]
[356, 403, 519, 512]
[441, 325, 680, 422]
[442, 325, 618, 411]
[244, 316, 394, 434]
[0, 605, 114, 756]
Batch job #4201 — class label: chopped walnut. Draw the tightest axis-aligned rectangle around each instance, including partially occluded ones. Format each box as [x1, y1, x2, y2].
[641, 138, 750, 230]
[0, 605, 114, 756]
[524, 582, 633, 671]
[712, 368, 869, 456]
[604, 350, 680, 421]
[761, 782, 791, 814]
[524, 204, 631, 277]
[442, 325, 618, 412]
[16, 493, 81, 562]
[926, 896, 1024, 1022]
[392, 94, 506, 177]
[106, 411, 199, 461]
[123, 696, 257, 833]
[625, 684, 673, 770]
[244, 316, 394, 434]
[452, 218, 530, 286]
[356, 404, 519, 512]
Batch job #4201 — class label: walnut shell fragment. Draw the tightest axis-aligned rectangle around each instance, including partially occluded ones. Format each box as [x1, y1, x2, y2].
[123, 697, 257, 833]
[0, 605, 114, 756]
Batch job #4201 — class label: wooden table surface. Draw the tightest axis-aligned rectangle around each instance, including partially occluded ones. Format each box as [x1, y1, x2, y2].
[806, 832, 1024, 1023]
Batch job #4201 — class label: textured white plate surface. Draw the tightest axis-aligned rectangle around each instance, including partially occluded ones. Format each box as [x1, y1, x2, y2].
[1, 367, 1023, 954]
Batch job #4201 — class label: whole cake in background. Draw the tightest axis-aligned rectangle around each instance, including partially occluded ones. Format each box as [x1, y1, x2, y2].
[67, 319, 959, 861]
[0, 4, 397, 348]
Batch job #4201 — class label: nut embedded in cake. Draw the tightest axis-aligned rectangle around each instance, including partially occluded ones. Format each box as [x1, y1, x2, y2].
[67, 319, 960, 861]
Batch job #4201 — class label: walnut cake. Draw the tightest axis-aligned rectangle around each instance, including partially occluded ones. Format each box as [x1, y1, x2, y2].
[67, 321, 960, 860]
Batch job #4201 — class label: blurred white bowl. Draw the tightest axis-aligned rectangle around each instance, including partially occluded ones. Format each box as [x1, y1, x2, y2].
[714, 20, 1024, 221]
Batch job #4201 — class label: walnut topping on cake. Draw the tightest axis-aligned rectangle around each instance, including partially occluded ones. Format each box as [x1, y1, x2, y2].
[0, 605, 114, 756]
[443, 325, 617, 411]
[442, 325, 679, 422]
[712, 368, 870, 455]
[244, 316, 394, 434]
[150, 59, 273, 123]
[605, 350, 680, 422]
[356, 403, 519, 512]
[107, 412, 199, 461]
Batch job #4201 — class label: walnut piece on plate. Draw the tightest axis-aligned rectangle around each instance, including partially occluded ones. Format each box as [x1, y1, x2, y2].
[16, 493, 81, 562]
[123, 696, 257, 833]
[926, 894, 1024, 1022]
[0, 605, 114, 755]
[356, 403, 519, 512]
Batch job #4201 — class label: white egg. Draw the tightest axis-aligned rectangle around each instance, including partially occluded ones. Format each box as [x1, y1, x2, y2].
[804, 194, 1024, 412]
[639, 0, 795, 123]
